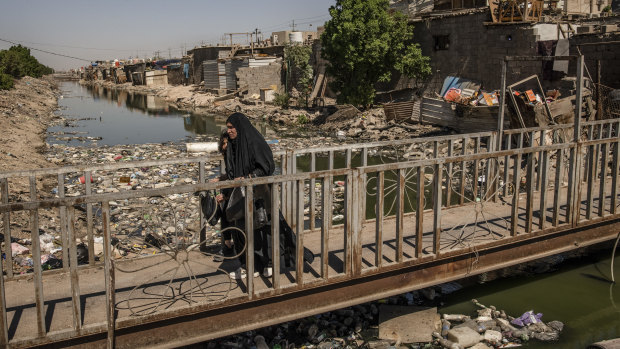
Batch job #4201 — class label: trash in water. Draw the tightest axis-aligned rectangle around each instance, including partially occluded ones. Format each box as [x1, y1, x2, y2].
[77, 243, 89, 264]
[511, 310, 542, 327]
[42, 254, 62, 270]
[11, 243, 30, 257]
[79, 175, 94, 184]
[14, 256, 33, 267]
[145, 233, 163, 248]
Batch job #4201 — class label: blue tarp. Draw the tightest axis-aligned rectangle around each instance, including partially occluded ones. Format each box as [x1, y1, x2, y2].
[153, 59, 182, 66]
[439, 76, 481, 97]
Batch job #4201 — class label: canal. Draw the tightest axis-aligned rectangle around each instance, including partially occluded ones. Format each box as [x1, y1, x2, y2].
[48, 80, 619, 347]
[48, 81, 276, 146]
[440, 250, 619, 348]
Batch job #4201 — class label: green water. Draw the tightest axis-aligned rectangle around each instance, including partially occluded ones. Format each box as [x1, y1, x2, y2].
[439, 249, 620, 348]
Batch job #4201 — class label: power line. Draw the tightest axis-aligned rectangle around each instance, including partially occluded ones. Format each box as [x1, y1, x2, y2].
[0, 37, 92, 62]
[259, 14, 330, 32]
[0, 39, 134, 52]
[293, 13, 331, 21]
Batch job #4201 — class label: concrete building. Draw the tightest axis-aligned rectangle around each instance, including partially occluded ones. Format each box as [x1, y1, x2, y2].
[390, 0, 614, 18]
[385, 1, 620, 93]
[270, 30, 318, 45]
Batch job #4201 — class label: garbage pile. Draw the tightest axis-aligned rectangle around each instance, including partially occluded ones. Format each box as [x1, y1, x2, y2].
[3, 135, 360, 274]
[435, 300, 563, 348]
[443, 87, 500, 107]
[8, 232, 81, 274]
[440, 76, 497, 107]
[203, 283, 564, 349]
[203, 290, 425, 349]
[510, 88, 561, 107]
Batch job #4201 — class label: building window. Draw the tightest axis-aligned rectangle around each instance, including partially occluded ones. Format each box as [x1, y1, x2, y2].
[434, 35, 450, 51]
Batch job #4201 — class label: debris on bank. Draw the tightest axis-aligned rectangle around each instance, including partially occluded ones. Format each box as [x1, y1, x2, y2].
[202, 288, 566, 349]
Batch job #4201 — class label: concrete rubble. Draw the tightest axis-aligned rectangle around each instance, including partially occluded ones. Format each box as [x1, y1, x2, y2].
[201, 291, 566, 348]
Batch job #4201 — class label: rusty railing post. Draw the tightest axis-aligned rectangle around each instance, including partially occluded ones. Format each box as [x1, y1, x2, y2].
[375, 171, 384, 267]
[351, 169, 364, 276]
[102, 201, 116, 349]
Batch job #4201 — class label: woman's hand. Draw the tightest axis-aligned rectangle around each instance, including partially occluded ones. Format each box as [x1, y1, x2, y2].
[216, 193, 225, 203]
[209, 177, 220, 183]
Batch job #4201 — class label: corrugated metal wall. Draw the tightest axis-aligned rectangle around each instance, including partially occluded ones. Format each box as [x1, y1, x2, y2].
[218, 61, 227, 89]
[203, 58, 249, 90]
[203, 60, 219, 89]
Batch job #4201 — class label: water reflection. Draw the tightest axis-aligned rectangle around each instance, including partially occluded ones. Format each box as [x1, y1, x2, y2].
[89, 84, 174, 116]
[49, 81, 273, 147]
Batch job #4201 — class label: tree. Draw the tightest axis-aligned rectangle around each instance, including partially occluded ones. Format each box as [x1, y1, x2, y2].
[284, 44, 313, 107]
[0, 73, 13, 90]
[320, 0, 431, 108]
[0, 45, 53, 86]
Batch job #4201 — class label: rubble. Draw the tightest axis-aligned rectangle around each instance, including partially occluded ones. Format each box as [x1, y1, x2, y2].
[199, 288, 567, 349]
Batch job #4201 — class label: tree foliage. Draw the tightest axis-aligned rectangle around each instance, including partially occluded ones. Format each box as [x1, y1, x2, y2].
[284, 44, 313, 107]
[320, 0, 431, 107]
[0, 73, 13, 90]
[0, 45, 53, 89]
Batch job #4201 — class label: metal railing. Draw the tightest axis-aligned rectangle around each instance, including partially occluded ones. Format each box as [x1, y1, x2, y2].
[0, 120, 618, 347]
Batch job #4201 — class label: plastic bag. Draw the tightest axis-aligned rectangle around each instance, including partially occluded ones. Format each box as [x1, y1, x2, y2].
[226, 187, 245, 222]
[199, 190, 222, 226]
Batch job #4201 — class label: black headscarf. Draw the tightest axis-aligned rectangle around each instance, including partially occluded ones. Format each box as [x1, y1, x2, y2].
[225, 112, 274, 179]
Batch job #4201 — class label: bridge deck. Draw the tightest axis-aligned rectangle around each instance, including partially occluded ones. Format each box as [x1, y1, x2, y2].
[4, 183, 617, 345]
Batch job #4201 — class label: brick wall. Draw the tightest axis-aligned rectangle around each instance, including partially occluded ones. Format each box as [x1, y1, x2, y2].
[236, 61, 283, 96]
[569, 32, 620, 88]
[395, 10, 548, 94]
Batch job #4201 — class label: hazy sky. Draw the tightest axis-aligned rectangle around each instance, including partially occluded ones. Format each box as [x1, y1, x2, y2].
[0, 0, 336, 71]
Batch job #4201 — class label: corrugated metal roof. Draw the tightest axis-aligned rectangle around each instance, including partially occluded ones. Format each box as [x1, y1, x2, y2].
[248, 58, 277, 67]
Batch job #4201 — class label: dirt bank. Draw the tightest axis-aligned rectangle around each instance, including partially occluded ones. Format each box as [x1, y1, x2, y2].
[0, 76, 60, 172]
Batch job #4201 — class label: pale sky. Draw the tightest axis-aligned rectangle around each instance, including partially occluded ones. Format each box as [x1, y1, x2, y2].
[0, 0, 335, 71]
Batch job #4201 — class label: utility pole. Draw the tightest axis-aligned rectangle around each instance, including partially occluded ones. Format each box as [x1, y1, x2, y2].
[291, 20, 296, 31]
[168, 48, 171, 59]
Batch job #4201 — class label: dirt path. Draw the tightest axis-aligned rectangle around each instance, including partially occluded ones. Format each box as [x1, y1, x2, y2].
[0, 76, 60, 172]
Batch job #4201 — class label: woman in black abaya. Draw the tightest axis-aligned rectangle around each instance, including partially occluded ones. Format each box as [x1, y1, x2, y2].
[224, 112, 275, 279]
[222, 112, 314, 280]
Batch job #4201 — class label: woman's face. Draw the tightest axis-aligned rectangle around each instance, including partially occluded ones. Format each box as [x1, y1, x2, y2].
[226, 122, 237, 140]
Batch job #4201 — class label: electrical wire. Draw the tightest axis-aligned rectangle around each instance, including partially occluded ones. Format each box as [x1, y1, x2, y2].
[0, 11, 331, 63]
[0, 37, 92, 62]
[0, 39, 136, 52]
[259, 14, 330, 32]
